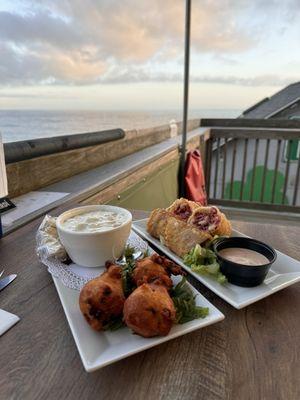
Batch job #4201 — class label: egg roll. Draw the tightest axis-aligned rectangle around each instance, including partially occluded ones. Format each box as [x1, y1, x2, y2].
[164, 216, 211, 258]
[188, 206, 231, 237]
[147, 208, 170, 239]
[167, 198, 199, 221]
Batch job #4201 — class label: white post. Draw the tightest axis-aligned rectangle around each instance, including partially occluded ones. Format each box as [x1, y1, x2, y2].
[169, 119, 178, 138]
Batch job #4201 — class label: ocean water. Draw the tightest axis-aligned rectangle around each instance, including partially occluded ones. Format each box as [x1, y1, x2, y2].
[0, 109, 241, 143]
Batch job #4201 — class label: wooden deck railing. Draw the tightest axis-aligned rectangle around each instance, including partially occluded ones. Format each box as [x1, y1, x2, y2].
[203, 127, 300, 213]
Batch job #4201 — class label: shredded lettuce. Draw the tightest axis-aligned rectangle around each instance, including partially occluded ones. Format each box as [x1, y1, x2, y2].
[183, 243, 227, 285]
[124, 245, 135, 259]
[171, 277, 209, 324]
[103, 317, 125, 331]
[122, 245, 137, 297]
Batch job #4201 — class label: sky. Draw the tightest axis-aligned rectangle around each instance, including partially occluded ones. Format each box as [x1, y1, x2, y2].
[0, 0, 300, 111]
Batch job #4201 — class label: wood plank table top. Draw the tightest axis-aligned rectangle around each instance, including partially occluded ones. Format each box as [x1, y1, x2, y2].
[0, 208, 300, 400]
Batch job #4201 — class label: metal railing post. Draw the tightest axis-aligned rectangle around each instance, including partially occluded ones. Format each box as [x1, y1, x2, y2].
[178, 0, 192, 197]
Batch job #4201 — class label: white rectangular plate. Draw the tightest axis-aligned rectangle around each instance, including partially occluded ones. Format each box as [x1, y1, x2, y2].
[133, 219, 300, 309]
[52, 265, 224, 372]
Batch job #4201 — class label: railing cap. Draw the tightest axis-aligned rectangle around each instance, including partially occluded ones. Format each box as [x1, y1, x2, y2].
[4, 128, 125, 164]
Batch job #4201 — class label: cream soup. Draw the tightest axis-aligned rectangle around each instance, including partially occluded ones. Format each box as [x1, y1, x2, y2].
[62, 210, 127, 233]
[218, 247, 269, 266]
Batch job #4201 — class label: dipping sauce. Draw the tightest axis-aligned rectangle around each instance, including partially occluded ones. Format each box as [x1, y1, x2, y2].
[218, 247, 269, 266]
[62, 210, 127, 233]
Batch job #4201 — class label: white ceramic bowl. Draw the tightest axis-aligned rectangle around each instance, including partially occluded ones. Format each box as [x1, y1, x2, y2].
[56, 205, 132, 267]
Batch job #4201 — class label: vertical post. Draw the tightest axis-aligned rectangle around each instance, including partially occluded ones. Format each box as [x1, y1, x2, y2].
[271, 139, 281, 204]
[0, 215, 2, 238]
[221, 138, 227, 199]
[230, 139, 237, 199]
[240, 138, 248, 201]
[178, 0, 192, 197]
[205, 137, 213, 199]
[250, 139, 259, 202]
[213, 138, 220, 198]
[292, 151, 300, 206]
[282, 140, 292, 204]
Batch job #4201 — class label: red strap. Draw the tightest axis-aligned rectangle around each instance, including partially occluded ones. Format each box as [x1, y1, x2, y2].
[184, 150, 207, 205]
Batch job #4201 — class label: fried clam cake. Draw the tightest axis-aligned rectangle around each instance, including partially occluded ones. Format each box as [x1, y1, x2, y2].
[132, 254, 184, 289]
[124, 282, 176, 337]
[188, 206, 232, 237]
[79, 262, 125, 331]
[164, 216, 211, 258]
[167, 198, 199, 221]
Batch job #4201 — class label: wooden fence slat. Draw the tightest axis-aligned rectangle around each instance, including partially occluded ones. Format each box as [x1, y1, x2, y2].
[213, 138, 220, 198]
[205, 138, 213, 199]
[271, 140, 282, 204]
[221, 138, 227, 199]
[240, 138, 248, 200]
[250, 139, 259, 202]
[282, 140, 292, 204]
[292, 152, 300, 206]
[230, 139, 237, 199]
[260, 139, 270, 202]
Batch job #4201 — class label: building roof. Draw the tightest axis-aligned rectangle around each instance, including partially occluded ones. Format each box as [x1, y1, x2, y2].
[241, 82, 300, 119]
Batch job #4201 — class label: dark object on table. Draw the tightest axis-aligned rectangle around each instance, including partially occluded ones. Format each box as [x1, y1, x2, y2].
[0, 197, 16, 237]
[0, 274, 17, 292]
[0, 197, 16, 215]
[214, 237, 277, 287]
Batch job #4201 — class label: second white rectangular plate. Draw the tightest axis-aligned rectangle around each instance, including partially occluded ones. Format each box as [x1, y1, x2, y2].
[133, 219, 300, 309]
[51, 231, 224, 372]
[53, 274, 224, 372]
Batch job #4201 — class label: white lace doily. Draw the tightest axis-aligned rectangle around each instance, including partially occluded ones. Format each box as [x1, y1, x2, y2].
[36, 215, 149, 290]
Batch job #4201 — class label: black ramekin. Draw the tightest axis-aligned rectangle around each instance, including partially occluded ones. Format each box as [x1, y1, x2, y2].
[213, 237, 277, 287]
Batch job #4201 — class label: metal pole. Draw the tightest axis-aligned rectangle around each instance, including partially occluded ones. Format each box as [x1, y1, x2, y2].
[178, 0, 191, 197]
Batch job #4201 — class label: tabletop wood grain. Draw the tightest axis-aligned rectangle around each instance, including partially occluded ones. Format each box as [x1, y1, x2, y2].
[0, 207, 300, 400]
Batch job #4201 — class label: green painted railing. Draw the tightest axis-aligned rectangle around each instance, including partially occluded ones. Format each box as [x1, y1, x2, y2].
[204, 126, 300, 213]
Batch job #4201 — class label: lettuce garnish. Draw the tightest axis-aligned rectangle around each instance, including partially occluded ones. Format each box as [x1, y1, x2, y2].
[183, 243, 227, 285]
[171, 277, 209, 323]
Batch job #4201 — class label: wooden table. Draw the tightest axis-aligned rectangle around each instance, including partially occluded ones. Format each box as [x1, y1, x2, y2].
[1, 208, 300, 400]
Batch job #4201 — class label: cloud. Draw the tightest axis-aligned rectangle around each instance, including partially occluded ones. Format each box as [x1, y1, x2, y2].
[0, 42, 106, 84]
[99, 66, 297, 87]
[0, 11, 84, 50]
[0, 0, 299, 86]
[191, 74, 298, 87]
[0, 92, 72, 98]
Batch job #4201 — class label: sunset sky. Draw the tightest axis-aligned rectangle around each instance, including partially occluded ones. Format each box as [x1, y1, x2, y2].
[0, 0, 299, 111]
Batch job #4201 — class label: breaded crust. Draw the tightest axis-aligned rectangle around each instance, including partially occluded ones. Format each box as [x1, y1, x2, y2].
[188, 206, 232, 237]
[214, 213, 232, 237]
[79, 264, 125, 331]
[164, 216, 211, 258]
[132, 257, 173, 289]
[124, 283, 176, 337]
[147, 208, 170, 239]
[166, 198, 199, 221]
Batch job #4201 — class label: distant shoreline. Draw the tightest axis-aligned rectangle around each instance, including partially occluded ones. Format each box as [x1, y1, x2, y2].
[0, 109, 241, 143]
